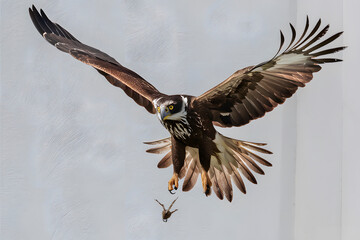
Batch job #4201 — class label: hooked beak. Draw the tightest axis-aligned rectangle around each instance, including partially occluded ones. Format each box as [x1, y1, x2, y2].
[160, 107, 171, 121]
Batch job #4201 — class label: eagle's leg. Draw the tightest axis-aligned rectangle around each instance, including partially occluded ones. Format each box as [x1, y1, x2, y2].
[199, 144, 212, 196]
[201, 169, 212, 196]
[168, 137, 185, 194]
[168, 173, 179, 194]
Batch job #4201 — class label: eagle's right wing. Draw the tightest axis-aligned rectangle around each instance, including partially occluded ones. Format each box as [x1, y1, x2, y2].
[29, 5, 166, 114]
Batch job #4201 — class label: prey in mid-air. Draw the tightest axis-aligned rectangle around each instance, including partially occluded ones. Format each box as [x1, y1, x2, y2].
[155, 198, 179, 222]
[29, 5, 345, 202]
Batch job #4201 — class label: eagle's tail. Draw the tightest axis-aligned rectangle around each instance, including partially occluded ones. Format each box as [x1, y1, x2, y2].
[144, 132, 272, 202]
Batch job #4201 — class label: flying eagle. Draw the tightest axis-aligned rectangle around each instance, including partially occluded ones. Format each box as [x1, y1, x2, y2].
[29, 5, 345, 202]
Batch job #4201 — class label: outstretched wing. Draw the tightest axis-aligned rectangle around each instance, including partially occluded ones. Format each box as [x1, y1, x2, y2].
[194, 17, 345, 127]
[29, 5, 166, 114]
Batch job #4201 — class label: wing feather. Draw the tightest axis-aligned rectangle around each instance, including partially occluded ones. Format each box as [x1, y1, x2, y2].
[291, 16, 309, 49]
[230, 163, 246, 194]
[29, 5, 165, 114]
[194, 17, 344, 127]
[293, 18, 322, 49]
[233, 152, 258, 184]
[157, 152, 172, 168]
[145, 134, 272, 202]
[182, 158, 200, 192]
[215, 166, 233, 202]
[209, 167, 224, 200]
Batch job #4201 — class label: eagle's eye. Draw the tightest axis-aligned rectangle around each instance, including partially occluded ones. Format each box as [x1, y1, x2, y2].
[169, 105, 174, 110]
[157, 107, 160, 113]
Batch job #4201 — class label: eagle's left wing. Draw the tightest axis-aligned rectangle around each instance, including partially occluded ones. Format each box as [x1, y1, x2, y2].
[193, 17, 345, 127]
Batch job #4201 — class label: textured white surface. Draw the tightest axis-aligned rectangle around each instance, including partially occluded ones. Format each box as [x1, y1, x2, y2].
[294, 1, 343, 239]
[1, 0, 357, 240]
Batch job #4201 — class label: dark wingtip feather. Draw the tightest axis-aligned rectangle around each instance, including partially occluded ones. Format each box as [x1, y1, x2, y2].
[257, 168, 265, 175]
[271, 30, 285, 60]
[29, 6, 44, 36]
[29, 5, 53, 35]
[284, 23, 297, 52]
[295, 18, 322, 49]
[314, 58, 343, 63]
[292, 16, 310, 50]
[311, 46, 347, 57]
[300, 24, 329, 51]
[39, 8, 60, 36]
[312, 31, 345, 52]
[252, 178, 258, 184]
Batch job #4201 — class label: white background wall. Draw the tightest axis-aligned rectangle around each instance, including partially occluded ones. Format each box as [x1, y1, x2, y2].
[1, 0, 358, 240]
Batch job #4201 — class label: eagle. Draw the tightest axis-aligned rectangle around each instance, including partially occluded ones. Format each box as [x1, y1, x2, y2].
[29, 5, 345, 202]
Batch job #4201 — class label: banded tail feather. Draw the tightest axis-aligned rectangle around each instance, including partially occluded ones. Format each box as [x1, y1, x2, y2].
[145, 133, 272, 202]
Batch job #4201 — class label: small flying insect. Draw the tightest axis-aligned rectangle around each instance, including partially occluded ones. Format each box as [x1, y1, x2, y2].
[155, 198, 178, 222]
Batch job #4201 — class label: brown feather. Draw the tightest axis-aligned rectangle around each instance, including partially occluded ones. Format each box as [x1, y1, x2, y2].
[182, 159, 200, 192]
[313, 58, 343, 63]
[306, 32, 344, 53]
[179, 154, 191, 179]
[69, 50, 165, 103]
[239, 153, 265, 175]
[246, 151, 273, 167]
[29, 6, 165, 114]
[295, 18, 322, 49]
[209, 168, 224, 200]
[311, 46, 347, 57]
[299, 25, 329, 50]
[291, 16, 309, 50]
[230, 163, 247, 194]
[284, 23, 296, 52]
[144, 138, 171, 146]
[241, 142, 273, 154]
[233, 152, 258, 184]
[146, 145, 171, 154]
[214, 167, 233, 202]
[193, 17, 344, 128]
[157, 152, 172, 168]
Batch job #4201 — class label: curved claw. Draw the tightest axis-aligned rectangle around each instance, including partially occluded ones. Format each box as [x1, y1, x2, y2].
[201, 170, 212, 196]
[169, 189, 176, 195]
[205, 184, 211, 196]
[168, 173, 179, 194]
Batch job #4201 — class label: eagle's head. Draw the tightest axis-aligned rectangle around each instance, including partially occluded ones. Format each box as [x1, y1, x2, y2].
[153, 95, 188, 123]
[153, 95, 191, 139]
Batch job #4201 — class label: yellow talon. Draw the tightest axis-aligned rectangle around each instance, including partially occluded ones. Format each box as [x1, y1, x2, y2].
[201, 170, 212, 196]
[168, 173, 179, 194]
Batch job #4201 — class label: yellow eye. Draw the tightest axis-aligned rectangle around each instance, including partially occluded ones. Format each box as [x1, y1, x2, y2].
[169, 105, 174, 110]
[157, 107, 160, 113]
